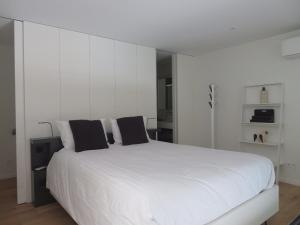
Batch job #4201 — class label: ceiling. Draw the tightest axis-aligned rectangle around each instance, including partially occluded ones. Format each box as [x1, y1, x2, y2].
[0, 0, 300, 55]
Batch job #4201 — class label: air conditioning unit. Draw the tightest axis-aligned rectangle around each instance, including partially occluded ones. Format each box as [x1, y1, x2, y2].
[281, 36, 300, 58]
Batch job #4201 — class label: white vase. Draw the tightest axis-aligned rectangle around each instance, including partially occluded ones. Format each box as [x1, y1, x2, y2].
[260, 87, 268, 104]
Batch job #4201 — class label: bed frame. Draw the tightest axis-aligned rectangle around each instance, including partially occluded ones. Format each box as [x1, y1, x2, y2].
[31, 136, 279, 225]
[209, 185, 278, 225]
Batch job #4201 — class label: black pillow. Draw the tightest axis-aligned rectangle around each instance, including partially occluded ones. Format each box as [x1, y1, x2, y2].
[69, 120, 108, 152]
[117, 116, 149, 145]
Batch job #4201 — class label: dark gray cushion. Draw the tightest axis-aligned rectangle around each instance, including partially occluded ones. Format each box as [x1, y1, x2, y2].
[69, 120, 108, 152]
[117, 116, 149, 145]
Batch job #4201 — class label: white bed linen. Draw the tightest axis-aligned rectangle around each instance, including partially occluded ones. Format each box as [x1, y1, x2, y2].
[47, 141, 275, 225]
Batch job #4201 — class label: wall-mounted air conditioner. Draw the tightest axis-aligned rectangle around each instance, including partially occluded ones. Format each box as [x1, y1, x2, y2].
[281, 36, 300, 58]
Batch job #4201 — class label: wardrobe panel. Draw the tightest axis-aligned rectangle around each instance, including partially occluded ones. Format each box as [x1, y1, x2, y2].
[90, 36, 114, 127]
[114, 41, 137, 117]
[60, 30, 90, 120]
[137, 46, 157, 128]
[23, 22, 60, 138]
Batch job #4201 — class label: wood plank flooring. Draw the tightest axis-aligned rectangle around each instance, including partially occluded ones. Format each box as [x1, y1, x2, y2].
[269, 182, 300, 225]
[1, 178, 300, 225]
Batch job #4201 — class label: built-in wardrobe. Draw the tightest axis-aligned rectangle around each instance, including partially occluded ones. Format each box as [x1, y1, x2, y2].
[15, 21, 157, 203]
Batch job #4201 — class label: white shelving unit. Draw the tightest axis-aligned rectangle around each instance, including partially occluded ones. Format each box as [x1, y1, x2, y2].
[240, 83, 284, 184]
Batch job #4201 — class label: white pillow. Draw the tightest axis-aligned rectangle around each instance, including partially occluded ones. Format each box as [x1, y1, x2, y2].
[110, 119, 122, 144]
[110, 116, 150, 145]
[56, 121, 74, 150]
[100, 119, 109, 144]
[56, 119, 108, 149]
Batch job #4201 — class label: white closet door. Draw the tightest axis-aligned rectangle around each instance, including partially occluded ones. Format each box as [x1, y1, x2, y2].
[90, 36, 114, 128]
[137, 46, 157, 128]
[24, 22, 60, 137]
[60, 30, 90, 120]
[115, 41, 137, 117]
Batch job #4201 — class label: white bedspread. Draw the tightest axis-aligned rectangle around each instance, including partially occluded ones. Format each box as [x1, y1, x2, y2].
[47, 141, 275, 225]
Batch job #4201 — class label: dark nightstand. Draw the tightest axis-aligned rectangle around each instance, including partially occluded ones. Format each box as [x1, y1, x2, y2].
[32, 168, 55, 207]
[31, 137, 62, 207]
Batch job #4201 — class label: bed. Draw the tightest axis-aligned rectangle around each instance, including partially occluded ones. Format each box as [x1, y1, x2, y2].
[46, 140, 278, 225]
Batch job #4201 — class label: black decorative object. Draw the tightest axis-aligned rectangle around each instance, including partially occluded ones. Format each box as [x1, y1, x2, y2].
[253, 134, 258, 142]
[250, 109, 274, 123]
[253, 131, 269, 143]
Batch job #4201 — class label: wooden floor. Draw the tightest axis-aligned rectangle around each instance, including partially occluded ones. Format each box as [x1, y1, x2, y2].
[1, 179, 300, 225]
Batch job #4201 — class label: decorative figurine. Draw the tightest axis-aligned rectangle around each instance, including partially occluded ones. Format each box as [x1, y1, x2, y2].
[253, 131, 269, 143]
[253, 134, 258, 142]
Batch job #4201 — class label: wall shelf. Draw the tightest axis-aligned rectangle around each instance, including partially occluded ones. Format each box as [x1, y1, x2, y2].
[240, 140, 282, 147]
[241, 122, 279, 127]
[244, 82, 283, 88]
[243, 103, 282, 107]
[240, 82, 284, 184]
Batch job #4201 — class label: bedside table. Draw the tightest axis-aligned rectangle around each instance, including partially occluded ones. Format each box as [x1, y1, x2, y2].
[32, 168, 55, 207]
[31, 137, 62, 207]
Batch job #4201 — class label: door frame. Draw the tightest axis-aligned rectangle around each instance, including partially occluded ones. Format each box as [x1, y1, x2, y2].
[172, 54, 178, 143]
[14, 20, 29, 204]
[156, 50, 178, 143]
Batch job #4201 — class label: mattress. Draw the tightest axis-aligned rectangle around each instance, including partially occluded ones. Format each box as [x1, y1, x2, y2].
[47, 141, 275, 225]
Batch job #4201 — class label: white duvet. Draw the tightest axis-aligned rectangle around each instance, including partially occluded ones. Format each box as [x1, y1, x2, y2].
[47, 141, 275, 225]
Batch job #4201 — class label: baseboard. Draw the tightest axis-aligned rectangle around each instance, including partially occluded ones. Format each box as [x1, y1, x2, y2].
[0, 172, 16, 180]
[280, 177, 300, 186]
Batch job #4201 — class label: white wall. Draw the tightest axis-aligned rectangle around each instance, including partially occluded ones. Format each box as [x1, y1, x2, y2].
[177, 29, 300, 185]
[177, 54, 211, 147]
[19, 21, 157, 202]
[0, 43, 16, 179]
